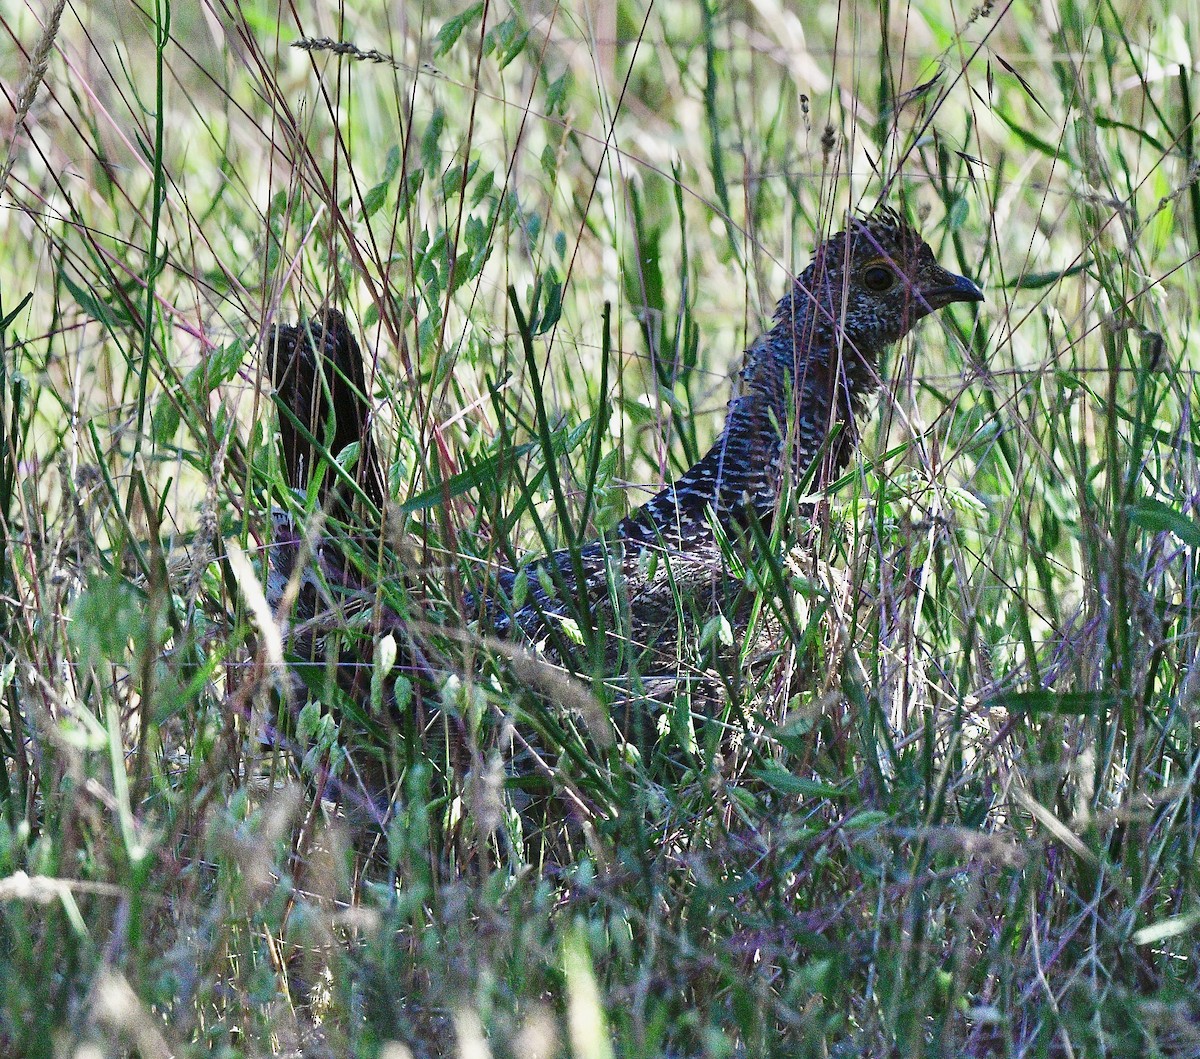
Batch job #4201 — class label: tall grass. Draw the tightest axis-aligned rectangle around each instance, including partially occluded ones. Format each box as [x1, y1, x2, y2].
[1, 0, 1198, 1055]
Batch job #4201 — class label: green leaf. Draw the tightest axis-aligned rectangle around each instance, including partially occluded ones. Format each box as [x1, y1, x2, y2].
[554, 615, 584, 645]
[994, 690, 1120, 716]
[842, 810, 889, 831]
[752, 766, 842, 798]
[440, 165, 464, 200]
[396, 441, 539, 515]
[1127, 498, 1200, 549]
[1005, 263, 1089, 290]
[363, 179, 390, 218]
[433, 2, 484, 57]
[699, 613, 733, 650]
[1094, 116, 1165, 153]
[382, 144, 401, 183]
[153, 395, 180, 446]
[60, 269, 127, 328]
[535, 565, 559, 602]
[397, 171, 424, 223]
[470, 168, 495, 206]
[200, 339, 247, 392]
[991, 104, 1060, 160]
[726, 786, 761, 814]
[511, 568, 528, 609]
[670, 693, 696, 755]
[947, 195, 969, 230]
[421, 108, 445, 174]
[546, 71, 572, 114]
[0, 291, 32, 330]
[533, 279, 562, 335]
[497, 28, 529, 69]
[363, 146, 401, 218]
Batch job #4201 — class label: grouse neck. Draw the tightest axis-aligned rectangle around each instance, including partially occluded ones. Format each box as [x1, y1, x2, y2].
[620, 274, 882, 550]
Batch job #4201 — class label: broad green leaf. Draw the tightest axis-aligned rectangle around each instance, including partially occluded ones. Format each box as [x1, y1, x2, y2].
[1128, 498, 1200, 549]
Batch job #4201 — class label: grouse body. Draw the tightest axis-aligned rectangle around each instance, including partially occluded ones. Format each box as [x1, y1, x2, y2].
[265, 209, 982, 672]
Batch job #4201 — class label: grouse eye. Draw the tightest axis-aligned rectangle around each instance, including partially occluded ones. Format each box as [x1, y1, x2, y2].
[862, 264, 896, 292]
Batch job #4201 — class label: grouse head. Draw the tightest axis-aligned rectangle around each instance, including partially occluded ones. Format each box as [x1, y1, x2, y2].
[777, 208, 984, 361]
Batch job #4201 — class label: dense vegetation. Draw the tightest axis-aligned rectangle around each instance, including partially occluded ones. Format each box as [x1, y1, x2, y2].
[1, 0, 1198, 1055]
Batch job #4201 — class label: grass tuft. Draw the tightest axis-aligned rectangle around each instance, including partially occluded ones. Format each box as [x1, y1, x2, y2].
[1, 0, 1198, 1056]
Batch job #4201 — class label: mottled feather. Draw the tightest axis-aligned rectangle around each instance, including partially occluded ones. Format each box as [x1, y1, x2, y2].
[265, 212, 982, 673]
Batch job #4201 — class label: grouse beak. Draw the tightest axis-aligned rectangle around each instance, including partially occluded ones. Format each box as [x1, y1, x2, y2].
[922, 269, 985, 310]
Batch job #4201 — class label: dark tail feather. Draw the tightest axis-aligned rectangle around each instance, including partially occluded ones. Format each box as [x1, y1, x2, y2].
[267, 308, 385, 519]
[264, 309, 390, 701]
